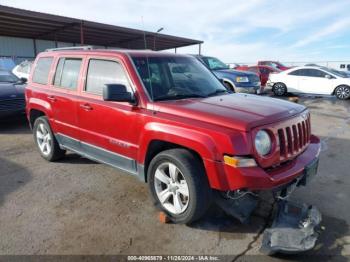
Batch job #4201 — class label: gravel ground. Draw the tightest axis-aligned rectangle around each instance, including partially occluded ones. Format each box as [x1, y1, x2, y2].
[0, 96, 349, 261]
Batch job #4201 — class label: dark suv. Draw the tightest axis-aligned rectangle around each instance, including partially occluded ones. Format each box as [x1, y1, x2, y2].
[193, 55, 261, 94]
[26, 47, 320, 224]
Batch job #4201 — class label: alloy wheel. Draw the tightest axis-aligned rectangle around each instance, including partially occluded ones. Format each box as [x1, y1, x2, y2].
[274, 83, 286, 96]
[154, 162, 190, 215]
[36, 123, 52, 156]
[336, 86, 350, 99]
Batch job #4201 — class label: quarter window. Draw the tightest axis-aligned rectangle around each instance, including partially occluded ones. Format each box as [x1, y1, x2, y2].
[53, 58, 82, 90]
[85, 59, 131, 95]
[32, 57, 53, 85]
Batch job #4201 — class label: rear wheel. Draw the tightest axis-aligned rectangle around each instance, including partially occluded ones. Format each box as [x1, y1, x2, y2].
[335, 85, 350, 100]
[273, 83, 287, 96]
[33, 116, 65, 161]
[148, 149, 212, 224]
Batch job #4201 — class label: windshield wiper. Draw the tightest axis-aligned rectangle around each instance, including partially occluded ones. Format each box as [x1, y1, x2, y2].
[206, 89, 229, 97]
[155, 93, 206, 101]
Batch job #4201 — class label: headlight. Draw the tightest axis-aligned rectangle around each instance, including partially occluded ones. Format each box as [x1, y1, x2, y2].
[255, 130, 272, 156]
[236, 76, 249, 82]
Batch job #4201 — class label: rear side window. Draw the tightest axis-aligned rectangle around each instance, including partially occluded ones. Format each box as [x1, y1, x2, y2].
[32, 57, 53, 85]
[85, 59, 131, 95]
[53, 58, 82, 90]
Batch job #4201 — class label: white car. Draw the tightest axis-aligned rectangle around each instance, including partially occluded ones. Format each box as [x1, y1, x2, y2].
[12, 60, 33, 80]
[266, 66, 350, 100]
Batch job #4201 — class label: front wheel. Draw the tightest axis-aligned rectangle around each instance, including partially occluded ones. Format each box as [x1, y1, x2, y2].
[335, 85, 350, 100]
[224, 81, 235, 92]
[148, 149, 212, 224]
[273, 83, 287, 96]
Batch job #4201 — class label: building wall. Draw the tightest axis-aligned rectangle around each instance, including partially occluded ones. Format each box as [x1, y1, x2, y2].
[0, 36, 76, 64]
[0, 36, 117, 65]
[35, 39, 56, 53]
[0, 36, 35, 58]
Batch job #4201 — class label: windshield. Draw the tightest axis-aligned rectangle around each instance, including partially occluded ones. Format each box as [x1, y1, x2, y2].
[0, 71, 18, 83]
[131, 56, 228, 101]
[201, 56, 229, 70]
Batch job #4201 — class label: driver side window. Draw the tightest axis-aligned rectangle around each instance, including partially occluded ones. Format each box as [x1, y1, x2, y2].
[85, 59, 132, 95]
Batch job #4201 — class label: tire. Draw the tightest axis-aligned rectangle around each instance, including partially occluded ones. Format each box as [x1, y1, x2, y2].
[334, 85, 350, 100]
[224, 81, 235, 92]
[33, 116, 65, 161]
[273, 83, 287, 96]
[147, 148, 212, 224]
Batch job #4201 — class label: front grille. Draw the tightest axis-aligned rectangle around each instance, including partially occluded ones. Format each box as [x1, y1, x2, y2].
[277, 113, 311, 161]
[0, 98, 25, 112]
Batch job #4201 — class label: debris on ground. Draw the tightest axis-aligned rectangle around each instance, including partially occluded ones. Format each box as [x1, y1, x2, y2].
[261, 200, 322, 255]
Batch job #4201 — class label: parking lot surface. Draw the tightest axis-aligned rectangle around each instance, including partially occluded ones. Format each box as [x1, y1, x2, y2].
[0, 96, 349, 261]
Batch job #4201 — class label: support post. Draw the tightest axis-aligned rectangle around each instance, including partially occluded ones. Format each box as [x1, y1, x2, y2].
[54, 33, 58, 48]
[198, 43, 202, 55]
[33, 39, 37, 56]
[80, 20, 84, 45]
[175, 48, 177, 53]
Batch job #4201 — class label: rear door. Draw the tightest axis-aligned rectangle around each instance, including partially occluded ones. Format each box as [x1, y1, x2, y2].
[49, 56, 84, 150]
[77, 56, 141, 174]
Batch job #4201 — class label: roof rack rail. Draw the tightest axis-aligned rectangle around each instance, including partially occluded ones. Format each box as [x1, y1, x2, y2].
[45, 46, 95, 52]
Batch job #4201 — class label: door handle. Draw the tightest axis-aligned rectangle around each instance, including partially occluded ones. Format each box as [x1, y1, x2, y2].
[80, 103, 93, 111]
[47, 95, 56, 102]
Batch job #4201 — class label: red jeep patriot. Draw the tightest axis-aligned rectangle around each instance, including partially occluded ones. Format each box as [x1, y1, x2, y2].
[26, 48, 321, 224]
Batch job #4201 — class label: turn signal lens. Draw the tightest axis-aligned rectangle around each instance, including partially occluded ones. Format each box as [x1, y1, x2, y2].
[223, 155, 257, 167]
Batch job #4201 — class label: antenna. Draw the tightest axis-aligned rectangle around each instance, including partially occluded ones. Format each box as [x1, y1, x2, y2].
[141, 16, 147, 50]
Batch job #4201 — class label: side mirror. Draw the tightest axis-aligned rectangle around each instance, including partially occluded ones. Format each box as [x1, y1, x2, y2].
[325, 74, 332, 79]
[103, 84, 136, 104]
[18, 77, 27, 84]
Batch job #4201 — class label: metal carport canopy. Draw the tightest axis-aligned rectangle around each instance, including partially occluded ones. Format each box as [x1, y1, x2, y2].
[0, 5, 203, 51]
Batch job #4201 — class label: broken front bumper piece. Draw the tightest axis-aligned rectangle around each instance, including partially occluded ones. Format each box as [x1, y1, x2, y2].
[261, 200, 322, 254]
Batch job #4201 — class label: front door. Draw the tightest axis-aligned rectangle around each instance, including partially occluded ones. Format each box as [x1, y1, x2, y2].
[297, 69, 333, 95]
[77, 56, 142, 174]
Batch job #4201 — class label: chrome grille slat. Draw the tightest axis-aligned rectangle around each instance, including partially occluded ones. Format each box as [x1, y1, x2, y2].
[298, 123, 304, 149]
[277, 113, 311, 161]
[302, 121, 306, 145]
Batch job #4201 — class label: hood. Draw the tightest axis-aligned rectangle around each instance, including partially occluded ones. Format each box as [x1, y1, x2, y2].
[156, 94, 306, 131]
[0, 83, 25, 100]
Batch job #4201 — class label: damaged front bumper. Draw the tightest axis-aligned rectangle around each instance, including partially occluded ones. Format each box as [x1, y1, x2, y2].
[261, 200, 322, 254]
[214, 155, 322, 255]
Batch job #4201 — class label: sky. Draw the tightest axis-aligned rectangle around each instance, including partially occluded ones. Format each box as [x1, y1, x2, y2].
[2, 0, 350, 63]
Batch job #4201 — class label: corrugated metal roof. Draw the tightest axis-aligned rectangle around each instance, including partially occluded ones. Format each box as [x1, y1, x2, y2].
[0, 5, 203, 51]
